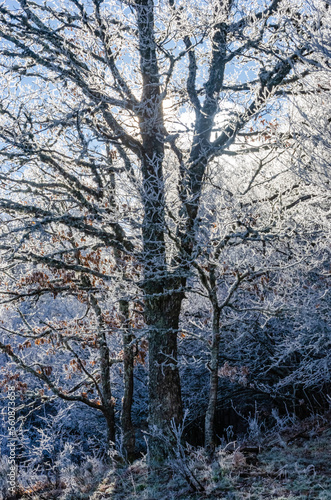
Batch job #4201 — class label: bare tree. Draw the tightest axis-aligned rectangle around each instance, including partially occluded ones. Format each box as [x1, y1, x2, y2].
[182, 148, 330, 452]
[0, 0, 328, 463]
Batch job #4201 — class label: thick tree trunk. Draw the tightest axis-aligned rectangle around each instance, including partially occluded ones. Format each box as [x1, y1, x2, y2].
[205, 300, 221, 454]
[136, 0, 183, 464]
[146, 292, 183, 464]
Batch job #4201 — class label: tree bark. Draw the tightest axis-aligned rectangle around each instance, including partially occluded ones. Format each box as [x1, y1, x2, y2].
[205, 303, 221, 454]
[89, 293, 116, 448]
[136, 0, 183, 464]
[146, 291, 183, 464]
[81, 272, 116, 451]
[119, 298, 136, 461]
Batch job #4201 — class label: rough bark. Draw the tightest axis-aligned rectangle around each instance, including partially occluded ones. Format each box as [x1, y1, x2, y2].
[146, 291, 183, 463]
[136, 0, 183, 463]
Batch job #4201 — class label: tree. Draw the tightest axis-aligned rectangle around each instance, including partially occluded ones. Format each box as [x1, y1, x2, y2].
[0, 148, 141, 458]
[182, 146, 330, 452]
[0, 0, 328, 463]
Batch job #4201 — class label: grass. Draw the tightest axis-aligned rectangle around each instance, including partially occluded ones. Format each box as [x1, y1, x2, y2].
[8, 411, 331, 499]
[91, 413, 331, 500]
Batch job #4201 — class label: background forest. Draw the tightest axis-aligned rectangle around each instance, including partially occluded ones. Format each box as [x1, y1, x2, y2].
[0, 0, 330, 498]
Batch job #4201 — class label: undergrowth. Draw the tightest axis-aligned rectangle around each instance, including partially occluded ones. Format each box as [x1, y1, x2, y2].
[3, 411, 331, 499]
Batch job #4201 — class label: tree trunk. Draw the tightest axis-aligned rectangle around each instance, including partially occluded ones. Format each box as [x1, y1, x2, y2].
[103, 404, 116, 447]
[89, 293, 116, 448]
[97, 322, 116, 448]
[81, 275, 116, 450]
[119, 298, 136, 461]
[146, 292, 183, 464]
[205, 302, 221, 454]
[107, 152, 136, 459]
[136, 0, 183, 464]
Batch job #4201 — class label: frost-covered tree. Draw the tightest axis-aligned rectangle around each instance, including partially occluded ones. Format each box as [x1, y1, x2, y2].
[180, 146, 330, 451]
[0, 0, 329, 463]
[0, 143, 143, 457]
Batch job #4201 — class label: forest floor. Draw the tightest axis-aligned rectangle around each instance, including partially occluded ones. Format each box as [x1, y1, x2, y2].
[90, 412, 331, 500]
[11, 411, 331, 500]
